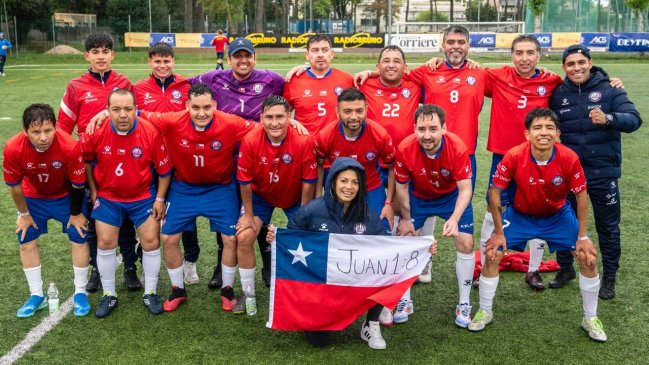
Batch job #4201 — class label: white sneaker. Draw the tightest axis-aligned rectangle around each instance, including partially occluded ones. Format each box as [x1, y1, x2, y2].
[393, 298, 414, 323]
[468, 309, 493, 332]
[581, 317, 607, 342]
[360, 321, 386, 350]
[455, 303, 472, 328]
[379, 307, 393, 326]
[1, 73, 5, 77]
[183, 260, 199, 285]
[417, 259, 432, 283]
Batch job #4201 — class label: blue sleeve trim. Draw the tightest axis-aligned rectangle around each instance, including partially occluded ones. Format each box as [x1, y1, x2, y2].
[302, 178, 317, 183]
[159, 171, 172, 177]
[237, 179, 253, 185]
[5, 181, 21, 186]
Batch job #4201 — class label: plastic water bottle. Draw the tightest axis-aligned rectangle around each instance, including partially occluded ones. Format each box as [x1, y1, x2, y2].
[48, 282, 60, 315]
[244, 286, 257, 316]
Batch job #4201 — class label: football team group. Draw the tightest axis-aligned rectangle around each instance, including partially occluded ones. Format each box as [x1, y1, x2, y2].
[4, 25, 641, 349]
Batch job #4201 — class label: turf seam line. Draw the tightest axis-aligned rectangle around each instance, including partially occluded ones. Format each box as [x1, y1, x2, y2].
[0, 255, 124, 365]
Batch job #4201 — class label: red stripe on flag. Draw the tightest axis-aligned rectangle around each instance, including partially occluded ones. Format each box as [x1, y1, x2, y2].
[270, 276, 417, 331]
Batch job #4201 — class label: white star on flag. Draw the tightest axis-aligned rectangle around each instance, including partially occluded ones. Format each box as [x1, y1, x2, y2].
[288, 242, 313, 267]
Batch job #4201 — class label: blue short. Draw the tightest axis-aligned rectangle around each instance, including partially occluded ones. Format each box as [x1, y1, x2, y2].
[469, 154, 477, 192]
[367, 186, 392, 232]
[216, 52, 224, 59]
[502, 203, 578, 253]
[162, 181, 238, 236]
[251, 192, 300, 225]
[92, 196, 155, 229]
[20, 195, 88, 244]
[410, 188, 474, 234]
[486, 153, 515, 206]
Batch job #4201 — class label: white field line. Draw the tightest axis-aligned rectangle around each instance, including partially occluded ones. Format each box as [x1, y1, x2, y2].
[0, 255, 123, 365]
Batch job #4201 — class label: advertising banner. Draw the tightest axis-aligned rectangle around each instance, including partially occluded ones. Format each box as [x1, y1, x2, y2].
[124, 32, 150, 47]
[470, 33, 497, 48]
[386, 34, 440, 53]
[580, 33, 610, 48]
[609, 33, 649, 52]
[149, 33, 176, 47]
[551, 32, 581, 48]
[530, 33, 552, 47]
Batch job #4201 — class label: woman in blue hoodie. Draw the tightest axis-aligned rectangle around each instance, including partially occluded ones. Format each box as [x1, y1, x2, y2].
[268, 157, 388, 349]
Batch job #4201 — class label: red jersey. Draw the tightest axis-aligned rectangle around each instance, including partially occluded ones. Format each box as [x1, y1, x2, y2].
[283, 68, 354, 134]
[485, 66, 563, 154]
[237, 127, 317, 208]
[134, 74, 190, 113]
[3, 131, 86, 199]
[211, 35, 230, 52]
[407, 63, 486, 154]
[394, 132, 472, 200]
[58, 71, 132, 136]
[142, 110, 257, 185]
[492, 141, 587, 217]
[80, 119, 172, 202]
[314, 119, 395, 191]
[360, 77, 421, 163]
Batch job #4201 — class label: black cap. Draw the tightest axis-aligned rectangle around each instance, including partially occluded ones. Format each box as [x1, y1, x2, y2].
[562, 45, 591, 64]
[228, 37, 255, 56]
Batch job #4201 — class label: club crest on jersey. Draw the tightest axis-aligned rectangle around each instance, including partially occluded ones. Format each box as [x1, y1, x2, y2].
[253, 83, 264, 94]
[365, 151, 377, 161]
[353, 223, 367, 234]
[588, 91, 602, 102]
[440, 168, 450, 177]
[131, 146, 143, 158]
[537, 85, 547, 96]
[172, 90, 182, 100]
[401, 88, 412, 98]
[281, 153, 293, 164]
[466, 75, 476, 86]
[552, 175, 564, 186]
[335, 86, 343, 95]
[51, 160, 63, 169]
[211, 140, 222, 151]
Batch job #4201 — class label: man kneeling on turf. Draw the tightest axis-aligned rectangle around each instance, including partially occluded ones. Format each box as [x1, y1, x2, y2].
[4, 104, 91, 317]
[469, 108, 607, 342]
[81, 89, 172, 318]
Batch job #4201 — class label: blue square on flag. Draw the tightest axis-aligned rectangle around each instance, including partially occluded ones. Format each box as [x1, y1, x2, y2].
[275, 229, 328, 284]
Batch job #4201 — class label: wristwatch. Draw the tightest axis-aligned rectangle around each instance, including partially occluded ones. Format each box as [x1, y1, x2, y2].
[605, 113, 614, 126]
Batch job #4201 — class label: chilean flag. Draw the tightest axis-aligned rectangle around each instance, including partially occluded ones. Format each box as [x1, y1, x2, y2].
[266, 229, 433, 331]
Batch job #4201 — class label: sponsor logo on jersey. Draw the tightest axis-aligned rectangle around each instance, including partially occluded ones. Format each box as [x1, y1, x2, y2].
[211, 140, 222, 151]
[253, 83, 264, 94]
[588, 91, 602, 102]
[436, 76, 446, 84]
[401, 88, 411, 98]
[281, 153, 293, 164]
[440, 168, 450, 177]
[131, 146, 143, 158]
[84, 91, 98, 104]
[365, 151, 377, 161]
[537, 85, 547, 96]
[172, 90, 182, 100]
[376, 89, 383, 96]
[354, 223, 367, 234]
[562, 98, 570, 106]
[552, 175, 564, 186]
[335, 86, 343, 95]
[304, 89, 312, 97]
[180, 139, 189, 148]
[466, 75, 476, 86]
[144, 92, 152, 100]
[102, 146, 111, 155]
[319, 223, 328, 232]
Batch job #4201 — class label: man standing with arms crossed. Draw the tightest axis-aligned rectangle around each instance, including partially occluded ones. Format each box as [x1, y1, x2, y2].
[549, 45, 642, 298]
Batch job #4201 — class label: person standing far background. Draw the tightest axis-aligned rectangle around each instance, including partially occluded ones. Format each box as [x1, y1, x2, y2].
[211, 30, 230, 70]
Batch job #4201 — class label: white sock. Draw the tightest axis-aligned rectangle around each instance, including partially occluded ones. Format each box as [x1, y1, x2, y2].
[478, 275, 499, 312]
[579, 273, 600, 319]
[73, 265, 89, 294]
[240, 267, 256, 296]
[167, 265, 184, 289]
[221, 264, 237, 289]
[456, 251, 475, 305]
[420, 216, 437, 236]
[479, 211, 494, 267]
[392, 216, 400, 236]
[97, 248, 117, 296]
[142, 248, 161, 294]
[528, 239, 545, 272]
[24, 266, 44, 297]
